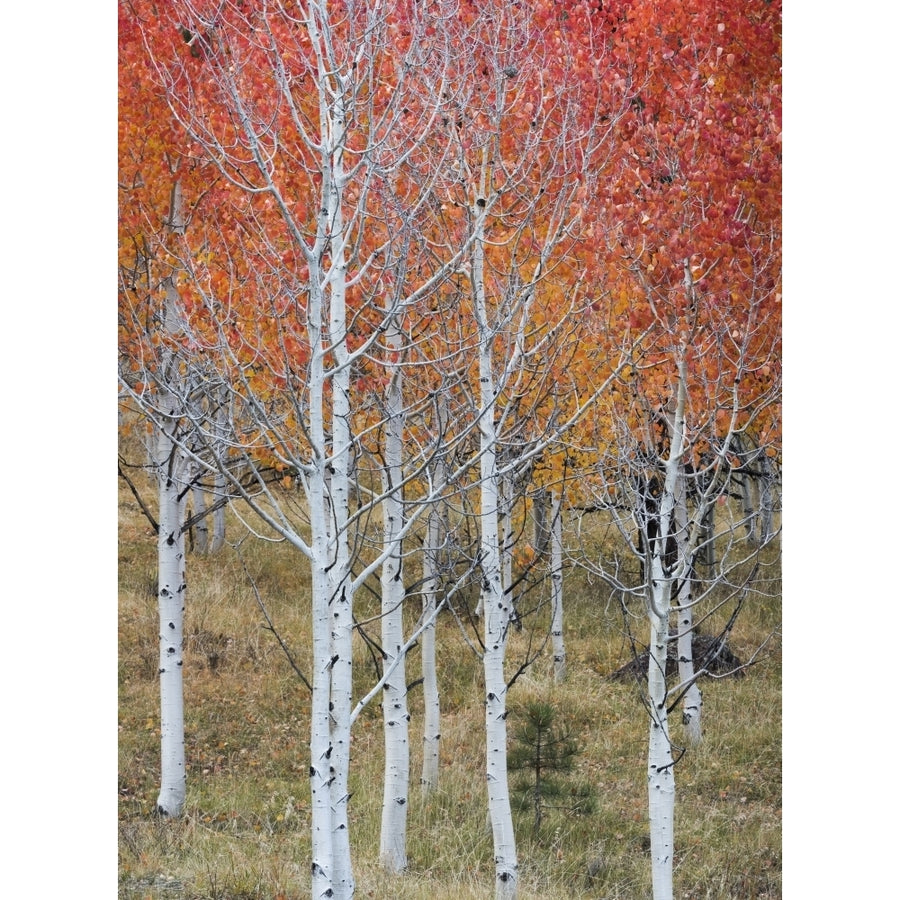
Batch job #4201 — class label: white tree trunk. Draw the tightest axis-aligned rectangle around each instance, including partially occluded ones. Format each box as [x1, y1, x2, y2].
[500, 471, 515, 625]
[156, 172, 189, 816]
[155, 415, 188, 817]
[549, 490, 566, 683]
[420, 420, 446, 794]
[326, 120, 356, 900]
[674, 465, 701, 746]
[646, 586, 675, 900]
[473, 219, 518, 900]
[379, 335, 410, 873]
[306, 273, 336, 899]
[645, 358, 687, 900]
[420, 540, 441, 795]
[298, 59, 350, 880]
[155, 224, 190, 816]
[309, 510, 335, 897]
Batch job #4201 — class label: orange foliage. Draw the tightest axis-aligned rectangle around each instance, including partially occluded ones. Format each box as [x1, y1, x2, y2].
[119, 0, 781, 493]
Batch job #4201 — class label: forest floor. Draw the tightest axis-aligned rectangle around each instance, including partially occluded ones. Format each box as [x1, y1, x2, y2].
[118, 468, 782, 899]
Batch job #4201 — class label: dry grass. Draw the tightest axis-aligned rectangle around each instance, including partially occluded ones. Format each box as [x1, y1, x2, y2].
[118, 458, 781, 899]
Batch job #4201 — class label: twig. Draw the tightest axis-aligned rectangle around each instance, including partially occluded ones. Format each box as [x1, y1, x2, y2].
[118, 457, 159, 534]
[236, 549, 312, 693]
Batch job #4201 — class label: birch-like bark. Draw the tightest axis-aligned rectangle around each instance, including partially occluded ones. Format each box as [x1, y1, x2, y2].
[473, 213, 519, 900]
[324, 74, 356, 900]
[155, 391, 188, 817]
[674, 464, 702, 746]
[420, 506, 442, 794]
[475, 476, 513, 623]
[129, 2, 487, 893]
[646, 582, 675, 900]
[290, 8, 344, 891]
[549, 490, 566, 683]
[379, 325, 410, 873]
[646, 361, 687, 900]
[500, 471, 515, 625]
[155, 183, 190, 817]
[306, 269, 336, 900]
[420, 402, 447, 794]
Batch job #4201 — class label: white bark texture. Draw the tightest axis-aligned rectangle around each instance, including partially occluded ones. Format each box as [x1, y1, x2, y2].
[379, 334, 410, 873]
[646, 362, 687, 900]
[420, 508, 442, 793]
[155, 417, 188, 817]
[325, 86, 356, 900]
[500, 473, 515, 624]
[647, 590, 676, 900]
[155, 173, 190, 816]
[474, 220, 519, 900]
[130, 2, 612, 893]
[297, 50, 351, 879]
[674, 466, 702, 746]
[550, 491, 566, 683]
[154, 276, 190, 817]
[420, 404, 447, 794]
[306, 271, 336, 899]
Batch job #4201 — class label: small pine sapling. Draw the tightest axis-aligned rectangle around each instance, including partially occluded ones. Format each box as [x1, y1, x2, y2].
[508, 701, 595, 835]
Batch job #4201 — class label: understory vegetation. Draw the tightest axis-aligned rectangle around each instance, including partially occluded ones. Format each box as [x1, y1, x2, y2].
[118, 462, 781, 899]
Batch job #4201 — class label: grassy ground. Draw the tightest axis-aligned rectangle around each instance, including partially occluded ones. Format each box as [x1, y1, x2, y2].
[118, 461, 781, 899]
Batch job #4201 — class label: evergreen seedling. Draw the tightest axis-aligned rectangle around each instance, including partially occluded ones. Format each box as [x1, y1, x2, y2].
[508, 701, 595, 835]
